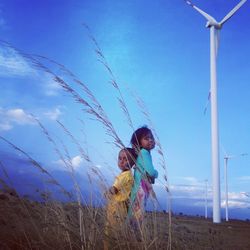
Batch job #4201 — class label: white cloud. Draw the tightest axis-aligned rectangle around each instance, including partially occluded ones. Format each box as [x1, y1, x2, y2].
[170, 184, 205, 199]
[221, 200, 249, 209]
[0, 46, 63, 97]
[43, 75, 62, 96]
[53, 155, 83, 171]
[193, 200, 212, 207]
[0, 47, 35, 77]
[227, 192, 248, 200]
[175, 176, 204, 186]
[6, 108, 35, 125]
[166, 177, 212, 200]
[44, 107, 62, 120]
[52, 159, 64, 167]
[171, 184, 202, 192]
[0, 107, 36, 131]
[0, 121, 12, 131]
[168, 187, 250, 209]
[71, 155, 83, 169]
[169, 176, 209, 197]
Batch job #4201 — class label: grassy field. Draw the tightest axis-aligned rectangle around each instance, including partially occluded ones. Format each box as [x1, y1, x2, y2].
[1, 188, 249, 250]
[1, 37, 249, 250]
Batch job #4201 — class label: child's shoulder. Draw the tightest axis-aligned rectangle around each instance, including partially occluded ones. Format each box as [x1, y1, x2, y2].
[119, 170, 133, 180]
[114, 171, 133, 187]
[140, 148, 150, 155]
[120, 170, 133, 176]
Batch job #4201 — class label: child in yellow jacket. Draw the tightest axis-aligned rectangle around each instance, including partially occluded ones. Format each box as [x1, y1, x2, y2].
[104, 147, 136, 249]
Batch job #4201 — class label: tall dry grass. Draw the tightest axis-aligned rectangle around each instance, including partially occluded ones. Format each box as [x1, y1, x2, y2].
[0, 30, 171, 249]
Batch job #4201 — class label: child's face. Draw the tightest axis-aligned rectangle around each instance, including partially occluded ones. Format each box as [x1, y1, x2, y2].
[140, 132, 155, 151]
[118, 150, 131, 171]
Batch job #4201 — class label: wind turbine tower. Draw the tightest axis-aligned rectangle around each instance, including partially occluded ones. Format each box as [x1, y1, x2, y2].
[205, 179, 208, 219]
[185, 0, 247, 223]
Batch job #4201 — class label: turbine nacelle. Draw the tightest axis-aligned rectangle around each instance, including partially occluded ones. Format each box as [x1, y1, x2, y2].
[206, 21, 221, 29]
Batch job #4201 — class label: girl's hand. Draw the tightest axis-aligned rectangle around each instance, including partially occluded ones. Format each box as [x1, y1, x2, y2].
[109, 186, 118, 195]
[146, 172, 155, 184]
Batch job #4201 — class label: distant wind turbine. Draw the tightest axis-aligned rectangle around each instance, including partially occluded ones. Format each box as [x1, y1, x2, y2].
[185, 0, 247, 223]
[223, 149, 247, 222]
[241, 192, 250, 197]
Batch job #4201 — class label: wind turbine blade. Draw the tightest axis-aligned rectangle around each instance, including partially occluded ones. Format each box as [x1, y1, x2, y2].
[227, 155, 237, 159]
[185, 0, 217, 23]
[229, 152, 248, 158]
[220, 144, 228, 157]
[203, 91, 211, 115]
[219, 0, 247, 26]
[240, 153, 248, 156]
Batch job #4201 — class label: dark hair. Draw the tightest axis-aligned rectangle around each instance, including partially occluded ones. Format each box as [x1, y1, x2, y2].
[130, 126, 153, 149]
[120, 147, 137, 168]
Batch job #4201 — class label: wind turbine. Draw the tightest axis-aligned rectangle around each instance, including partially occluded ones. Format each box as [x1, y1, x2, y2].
[223, 151, 247, 221]
[185, 0, 247, 223]
[241, 192, 250, 197]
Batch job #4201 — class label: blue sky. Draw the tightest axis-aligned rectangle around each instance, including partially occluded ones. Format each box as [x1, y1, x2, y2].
[0, 0, 249, 219]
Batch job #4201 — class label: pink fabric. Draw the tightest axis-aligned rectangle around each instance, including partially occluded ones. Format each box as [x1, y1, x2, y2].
[131, 179, 153, 225]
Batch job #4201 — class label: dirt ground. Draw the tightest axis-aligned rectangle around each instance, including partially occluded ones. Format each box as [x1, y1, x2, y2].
[169, 214, 250, 250]
[0, 189, 249, 250]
